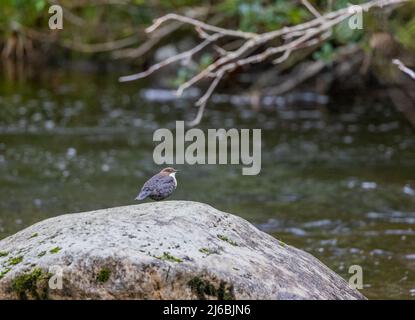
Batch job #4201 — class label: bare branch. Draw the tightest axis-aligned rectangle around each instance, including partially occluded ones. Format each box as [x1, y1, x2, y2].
[120, 0, 409, 126]
[272, 50, 292, 64]
[146, 13, 258, 39]
[188, 70, 225, 126]
[213, 45, 230, 56]
[301, 0, 322, 18]
[119, 33, 223, 82]
[393, 59, 415, 80]
[111, 21, 182, 60]
[112, 8, 211, 60]
[176, 37, 260, 96]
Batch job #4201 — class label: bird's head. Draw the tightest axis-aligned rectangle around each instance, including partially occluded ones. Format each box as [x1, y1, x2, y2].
[160, 167, 178, 176]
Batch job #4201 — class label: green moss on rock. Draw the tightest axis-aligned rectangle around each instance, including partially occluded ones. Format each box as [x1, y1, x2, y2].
[199, 247, 219, 255]
[217, 234, 238, 246]
[96, 268, 111, 283]
[8, 256, 23, 266]
[11, 268, 51, 299]
[0, 251, 9, 257]
[188, 277, 235, 300]
[29, 233, 38, 239]
[49, 247, 61, 254]
[156, 252, 183, 263]
[0, 268, 11, 280]
[217, 281, 235, 300]
[188, 277, 217, 300]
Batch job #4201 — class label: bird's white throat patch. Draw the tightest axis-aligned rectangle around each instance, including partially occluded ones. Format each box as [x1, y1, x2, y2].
[169, 172, 177, 187]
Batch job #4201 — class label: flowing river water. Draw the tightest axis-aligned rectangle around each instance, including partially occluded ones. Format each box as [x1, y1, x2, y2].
[0, 67, 414, 299]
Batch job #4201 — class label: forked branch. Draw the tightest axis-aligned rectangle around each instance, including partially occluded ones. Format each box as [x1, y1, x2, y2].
[120, 0, 408, 126]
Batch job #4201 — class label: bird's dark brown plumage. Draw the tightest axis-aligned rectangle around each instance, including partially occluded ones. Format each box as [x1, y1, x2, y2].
[136, 168, 178, 201]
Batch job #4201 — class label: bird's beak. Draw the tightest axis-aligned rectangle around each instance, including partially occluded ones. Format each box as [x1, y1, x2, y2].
[174, 169, 179, 172]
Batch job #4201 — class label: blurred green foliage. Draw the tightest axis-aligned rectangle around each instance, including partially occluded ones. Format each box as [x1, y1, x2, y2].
[312, 42, 334, 63]
[396, 17, 415, 51]
[220, 0, 310, 32]
[0, 0, 158, 44]
[0, 0, 47, 33]
[0, 0, 413, 61]
[392, 1, 415, 51]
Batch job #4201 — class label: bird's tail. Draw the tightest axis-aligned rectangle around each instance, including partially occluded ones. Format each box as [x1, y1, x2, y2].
[135, 190, 150, 201]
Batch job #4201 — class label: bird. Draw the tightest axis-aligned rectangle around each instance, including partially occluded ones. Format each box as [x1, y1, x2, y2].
[135, 167, 178, 201]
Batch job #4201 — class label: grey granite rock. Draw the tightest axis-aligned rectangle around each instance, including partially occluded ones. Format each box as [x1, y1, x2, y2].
[0, 201, 366, 300]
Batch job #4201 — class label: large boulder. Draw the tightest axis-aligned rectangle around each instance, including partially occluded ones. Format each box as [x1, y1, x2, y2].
[0, 201, 365, 300]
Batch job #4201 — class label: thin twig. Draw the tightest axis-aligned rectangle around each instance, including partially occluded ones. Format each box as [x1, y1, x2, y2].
[112, 22, 182, 59]
[119, 33, 223, 82]
[272, 50, 292, 64]
[146, 13, 258, 39]
[188, 70, 225, 126]
[301, 0, 322, 18]
[393, 59, 415, 80]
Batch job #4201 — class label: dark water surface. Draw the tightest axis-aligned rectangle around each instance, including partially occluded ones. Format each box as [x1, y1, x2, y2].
[0, 68, 414, 299]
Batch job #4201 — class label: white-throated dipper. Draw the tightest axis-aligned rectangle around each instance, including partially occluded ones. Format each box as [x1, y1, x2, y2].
[135, 167, 178, 201]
